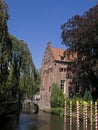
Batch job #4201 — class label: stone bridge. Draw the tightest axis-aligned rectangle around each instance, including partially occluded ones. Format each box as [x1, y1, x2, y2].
[22, 99, 40, 114]
[33, 100, 40, 108]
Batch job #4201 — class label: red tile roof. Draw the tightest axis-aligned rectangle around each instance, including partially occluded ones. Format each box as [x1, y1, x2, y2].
[51, 48, 65, 61]
[51, 47, 77, 62]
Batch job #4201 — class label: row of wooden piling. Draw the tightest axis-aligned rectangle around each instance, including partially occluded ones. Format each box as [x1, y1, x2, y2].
[64, 101, 98, 130]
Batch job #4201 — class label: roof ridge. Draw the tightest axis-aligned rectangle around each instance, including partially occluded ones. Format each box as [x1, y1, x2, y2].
[51, 47, 65, 50]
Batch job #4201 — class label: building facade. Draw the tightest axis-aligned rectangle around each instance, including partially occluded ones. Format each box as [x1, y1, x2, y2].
[40, 42, 76, 110]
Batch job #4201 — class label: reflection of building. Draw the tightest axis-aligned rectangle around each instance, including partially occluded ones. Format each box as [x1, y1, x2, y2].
[40, 42, 77, 110]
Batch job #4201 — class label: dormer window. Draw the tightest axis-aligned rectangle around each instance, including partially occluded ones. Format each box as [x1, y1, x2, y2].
[61, 56, 64, 61]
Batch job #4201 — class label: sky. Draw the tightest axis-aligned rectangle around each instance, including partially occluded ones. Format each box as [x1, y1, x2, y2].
[6, 0, 98, 69]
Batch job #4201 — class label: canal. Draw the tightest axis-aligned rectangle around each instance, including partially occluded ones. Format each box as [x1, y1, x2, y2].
[18, 111, 64, 130]
[0, 111, 95, 130]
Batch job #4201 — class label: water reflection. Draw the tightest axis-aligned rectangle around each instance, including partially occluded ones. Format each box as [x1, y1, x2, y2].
[17, 112, 64, 130]
[0, 112, 95, 130]
[0, 115, 17, 130]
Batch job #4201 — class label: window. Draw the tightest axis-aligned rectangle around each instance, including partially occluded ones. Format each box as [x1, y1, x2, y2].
[49, 65, 53, 72]
[61, 56, 65, 61]
[49, 86, 51, 92]
[59, 68, 66, 72]
[60, 80, 65, 91]
[60, 80, 66, 94]
[59, 68, 63, 72]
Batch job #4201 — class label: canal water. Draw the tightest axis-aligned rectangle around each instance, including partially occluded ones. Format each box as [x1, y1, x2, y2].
[18, 111, 64, 130]
[0, 111, 95, 130]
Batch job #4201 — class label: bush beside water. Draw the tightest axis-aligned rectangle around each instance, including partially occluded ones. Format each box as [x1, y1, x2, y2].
[50, 87, 97, 123]
[50, 84, 65, 116]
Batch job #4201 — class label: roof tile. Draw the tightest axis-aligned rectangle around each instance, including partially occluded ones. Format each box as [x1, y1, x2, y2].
[51, 48, 65, 61]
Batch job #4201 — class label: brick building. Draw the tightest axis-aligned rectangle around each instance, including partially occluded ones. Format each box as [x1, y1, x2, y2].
[40, 42, 76, 110]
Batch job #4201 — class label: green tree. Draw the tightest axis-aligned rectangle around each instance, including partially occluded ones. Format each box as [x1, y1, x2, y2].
[61, 4, 98, 99]
[0, 0, 40, 108]
[9, 35, 40, 99]
[50, 84, 65, 108]
[32, 68, 41, 95]
[0, 0, 12, 102]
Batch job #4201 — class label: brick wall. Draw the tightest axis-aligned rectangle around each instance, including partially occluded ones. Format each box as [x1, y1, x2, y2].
[40, 43, 74, 110]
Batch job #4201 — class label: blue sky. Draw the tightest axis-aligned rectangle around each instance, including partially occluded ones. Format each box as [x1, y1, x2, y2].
[6, 0, 97, 69]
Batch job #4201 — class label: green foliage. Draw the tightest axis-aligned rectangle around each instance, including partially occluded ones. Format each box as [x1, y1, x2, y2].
[61, 4, 98, 99]
[9, 35, 41, 99]
[66, 96, 84, 112]
[0, 0, 40, 103]
[32, 68, 40, 95]
[66, 97, 95, 122]
[84, 91, 92, 101]
[50, 84, 65, 108]
[50, 108, 64, 116]
[0, 0, 12, 102]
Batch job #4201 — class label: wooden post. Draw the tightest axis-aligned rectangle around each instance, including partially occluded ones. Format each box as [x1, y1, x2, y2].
[64, 100, 66, 130]
[83, 101, 88, 130]
[95, 102, 98, 130]
[90, 101, 93, 128]
[76, 101, 80, 130]
[85, 102, 87, 130]
[70, 101, 72, 130]
[83, 101, 86, 129]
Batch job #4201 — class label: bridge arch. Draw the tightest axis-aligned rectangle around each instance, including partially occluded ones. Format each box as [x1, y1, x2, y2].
[22, 100, 39, 114]
[33, 103, 39, 114]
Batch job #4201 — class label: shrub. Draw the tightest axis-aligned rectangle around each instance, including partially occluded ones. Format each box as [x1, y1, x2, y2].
[50, 108, 64, 116]
[84, 91, 92, 101]
[50, 84, 65, 108]
[66, 96, 84, 112]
